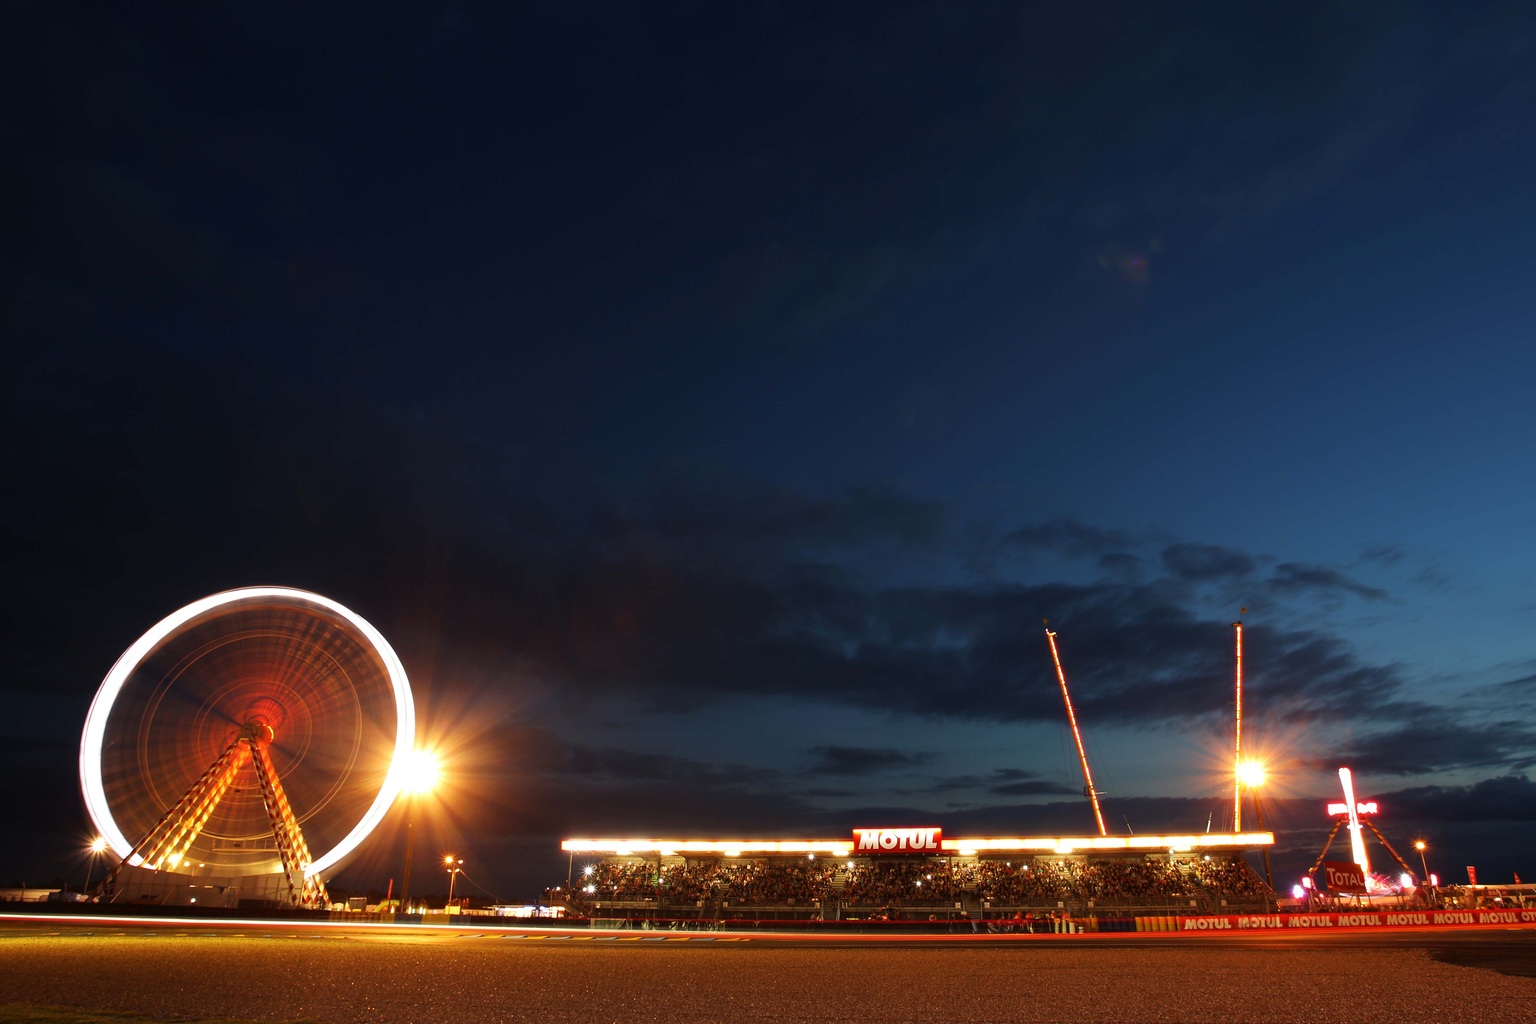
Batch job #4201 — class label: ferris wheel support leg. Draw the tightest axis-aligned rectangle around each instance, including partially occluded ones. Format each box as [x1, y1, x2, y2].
[250, 741, 330, 908]
[99, 735, 250, 898]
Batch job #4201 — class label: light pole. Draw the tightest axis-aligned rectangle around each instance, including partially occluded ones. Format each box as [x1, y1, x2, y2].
[445, 855, 463, 909]
[398, 749, 441, 915]
[1238, 760, 1275, 893]
[401, 803, 416, 913]
[1414, 841, 1431, 884]
[83, 837, 107, 897]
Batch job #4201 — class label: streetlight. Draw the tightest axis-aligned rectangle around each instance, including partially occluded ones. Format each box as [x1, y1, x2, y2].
[83, 836, 108, 897]
[1237, 760, 1275, 893]
[445, 855, 464, 910]
[1414, 841, 1431, 884]
[398, 749, 441, 915]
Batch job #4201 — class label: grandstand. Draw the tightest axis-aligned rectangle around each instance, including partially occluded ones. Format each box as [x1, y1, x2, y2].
[553, 827, 1276, 926]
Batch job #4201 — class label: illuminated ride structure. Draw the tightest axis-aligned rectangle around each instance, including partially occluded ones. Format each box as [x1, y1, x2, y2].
[80, 588, 414, 907]
[1305, 767, 1421, 892]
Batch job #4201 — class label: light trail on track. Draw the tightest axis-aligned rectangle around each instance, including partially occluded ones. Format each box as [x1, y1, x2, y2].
[2, 915, 1535, 1023]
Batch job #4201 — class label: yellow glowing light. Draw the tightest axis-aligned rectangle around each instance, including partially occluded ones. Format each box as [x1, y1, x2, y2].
[89, 837, 108, 854]
[1414, 840, 1426, 851]
[561, 833, 1274, 856]
[1237, 760, 1267, 788]
[402, 749, 441, 794]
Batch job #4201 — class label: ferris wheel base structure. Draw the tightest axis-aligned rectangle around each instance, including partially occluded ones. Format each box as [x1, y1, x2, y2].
[101, 863, 323, 910]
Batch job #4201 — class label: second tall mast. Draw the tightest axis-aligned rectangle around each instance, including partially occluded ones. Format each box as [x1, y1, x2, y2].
[1044, 623, 1107, 836]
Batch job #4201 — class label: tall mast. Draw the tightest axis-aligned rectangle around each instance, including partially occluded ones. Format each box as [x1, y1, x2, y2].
[1233, 616, 1244, 832]
[1044, 623, 1107, 836]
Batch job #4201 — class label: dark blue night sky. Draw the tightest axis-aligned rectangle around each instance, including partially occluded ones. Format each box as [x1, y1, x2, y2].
[6, 2, 1536, 899]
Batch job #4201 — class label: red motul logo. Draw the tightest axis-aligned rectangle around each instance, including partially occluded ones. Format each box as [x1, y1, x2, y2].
[853, 828, 942, 853]
[1322, 860, 1367, 894]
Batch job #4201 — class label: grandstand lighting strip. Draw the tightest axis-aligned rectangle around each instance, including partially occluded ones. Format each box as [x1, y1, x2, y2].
[560, 833, 1274, 857]
[561, 840, 857, 857]
[941, 833, 1274, 854]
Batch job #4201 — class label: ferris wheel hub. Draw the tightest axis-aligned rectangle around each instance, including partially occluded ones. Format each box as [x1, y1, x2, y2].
[243, 720, 276, 748]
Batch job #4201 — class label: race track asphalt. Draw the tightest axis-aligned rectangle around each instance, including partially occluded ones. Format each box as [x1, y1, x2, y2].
[2, 917, 1533, 1023]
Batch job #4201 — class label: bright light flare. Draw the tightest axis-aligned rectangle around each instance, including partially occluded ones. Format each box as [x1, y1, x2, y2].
[402, 749, 441, 794]
[88, 837, 108, 854]
[1237, 760, 1267, 788]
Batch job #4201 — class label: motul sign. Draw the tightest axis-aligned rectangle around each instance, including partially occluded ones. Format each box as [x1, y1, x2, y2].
[853, 828, 942, 853]
[1322, 860, 1367, 894]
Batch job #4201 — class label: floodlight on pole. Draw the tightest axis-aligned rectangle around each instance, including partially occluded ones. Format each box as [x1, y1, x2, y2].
[398, 749, 441, 915]
[1237, 760, 1274, 891]
[1414, 840, 1430, 884]
[445, 855, 464, 908]
[84, 836, 107, 896]
[1232, 617, 1244, 832]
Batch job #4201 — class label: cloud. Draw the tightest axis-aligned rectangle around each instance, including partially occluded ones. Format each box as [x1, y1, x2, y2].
[1411, 566, 1452, 592]
[1267, 563, 1390, 602]
[611, 469, 948, 562]
[483, 725, 779, 788]
[807, 746, 935, 775]
[1360, 545, 1406, 566]
[1491, 668, 1536, 694]
[2, 358, 1439, 760]
[1160, 543, 1255, 581]
[991, 779, 1081, 797]
[1003, 519, 1142, 559]
[1378, 775, 1536, 823]
[928, 768, 1078, 798]
[1098, 552, 1143, 578]
[1328, 714, 1536, 776]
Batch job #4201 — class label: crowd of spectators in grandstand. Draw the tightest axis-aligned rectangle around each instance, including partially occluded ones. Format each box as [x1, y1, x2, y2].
[976, 858, 1192, 900]
[577, 859, 835, 903]
[843, 860, 970, 903]
[1191, 855, 1270, 897]
[560, 855, 1268, 910]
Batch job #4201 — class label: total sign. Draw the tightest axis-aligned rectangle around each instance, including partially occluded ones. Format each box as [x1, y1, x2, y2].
[854, 827, 942, 853]
[1322, 860, 1368, 894]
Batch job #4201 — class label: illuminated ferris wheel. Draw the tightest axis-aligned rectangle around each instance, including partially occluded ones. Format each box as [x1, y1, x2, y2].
[79, 587, 414, 907]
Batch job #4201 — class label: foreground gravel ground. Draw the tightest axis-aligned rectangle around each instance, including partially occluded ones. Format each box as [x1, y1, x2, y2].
[3, 933, 1534, 1024]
